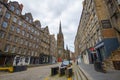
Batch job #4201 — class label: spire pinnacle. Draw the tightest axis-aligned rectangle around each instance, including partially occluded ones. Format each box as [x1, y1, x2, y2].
[66, 45, 68, 50]
[59, 21, 62, 34]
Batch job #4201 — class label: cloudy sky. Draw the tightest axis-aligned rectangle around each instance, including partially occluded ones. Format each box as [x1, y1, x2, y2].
[10, 0, 83, 52]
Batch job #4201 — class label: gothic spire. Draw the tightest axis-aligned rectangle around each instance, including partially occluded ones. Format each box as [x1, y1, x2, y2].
[66, 45, 68, 50]
[59, 21, 62, 34]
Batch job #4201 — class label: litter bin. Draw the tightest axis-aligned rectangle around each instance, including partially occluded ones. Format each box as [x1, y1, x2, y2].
[65, 67, 73, 78]
[94, 61, 105, 73]
[51, 66, 59, 76]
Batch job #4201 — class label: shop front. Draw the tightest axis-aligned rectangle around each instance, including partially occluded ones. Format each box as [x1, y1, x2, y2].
[95, 38, 119, 62]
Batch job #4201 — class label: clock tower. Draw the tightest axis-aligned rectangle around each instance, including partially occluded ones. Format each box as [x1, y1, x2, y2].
[57, 21, 64, 62]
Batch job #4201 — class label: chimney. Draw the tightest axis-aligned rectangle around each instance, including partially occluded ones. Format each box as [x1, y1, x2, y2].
[20, 4, 23, 11]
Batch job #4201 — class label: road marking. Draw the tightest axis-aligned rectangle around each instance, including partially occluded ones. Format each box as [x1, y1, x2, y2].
[68, 77, 72, 80]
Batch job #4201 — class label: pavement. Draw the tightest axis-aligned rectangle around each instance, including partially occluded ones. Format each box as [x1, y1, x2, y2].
[45, 75, 68, 80]
[78, 62, 120, 80]
[0, 64, 59, 80]
[73, 63, 88, 80]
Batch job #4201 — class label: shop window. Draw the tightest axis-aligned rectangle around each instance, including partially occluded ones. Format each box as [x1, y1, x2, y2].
[2, 21, 8, 28]
[25, 57, 29, 63]
[10, 6, 15, 11]
[4, 44, 10, 52]
[5, 12, 10, 19]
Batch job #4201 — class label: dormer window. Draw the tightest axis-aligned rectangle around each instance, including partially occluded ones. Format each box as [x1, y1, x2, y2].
[26, 17, 29, 21]
[29, 19, 32, 23]
[16, 9, 20, 15]
[10, 6, 15, 11]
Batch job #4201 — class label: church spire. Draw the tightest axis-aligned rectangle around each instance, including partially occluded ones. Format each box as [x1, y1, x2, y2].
[66, 45, 68, 50]
[59, 21, 62, 34]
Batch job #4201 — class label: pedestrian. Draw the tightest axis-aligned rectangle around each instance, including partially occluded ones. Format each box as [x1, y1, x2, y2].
[77, 60, 78, 65]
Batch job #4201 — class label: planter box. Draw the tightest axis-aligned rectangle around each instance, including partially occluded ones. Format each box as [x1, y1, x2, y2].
[51, 66, 59, 76]
[13, 66, 27, 72]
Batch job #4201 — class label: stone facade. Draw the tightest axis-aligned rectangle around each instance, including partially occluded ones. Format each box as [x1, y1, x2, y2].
[0, 0, 54, 66]
[64, 46, 70, 60]
[103, 0, 120, 70]
[50, 34, 57, 63]
[39, 26, 50, 64]
[74, 0, 119, 65]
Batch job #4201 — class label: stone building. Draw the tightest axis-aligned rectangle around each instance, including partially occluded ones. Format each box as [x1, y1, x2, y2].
[39, 26, 50, 64]
[0, 0, 52, 66]
[57, 22, 64, 62]
[74, 0, 119, 65]
[64, 46, 70, 60]
[50, 34, 57, 63]
[103, 0, 120, 70]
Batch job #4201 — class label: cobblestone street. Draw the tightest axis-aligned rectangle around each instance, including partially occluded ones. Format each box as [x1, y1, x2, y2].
[0, 64, 59, 80]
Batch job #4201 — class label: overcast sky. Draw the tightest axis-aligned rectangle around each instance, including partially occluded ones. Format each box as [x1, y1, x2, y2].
[10, 0, 83, 52]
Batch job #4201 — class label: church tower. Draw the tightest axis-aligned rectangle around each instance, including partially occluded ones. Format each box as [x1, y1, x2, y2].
[57, 21, 64, 62]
